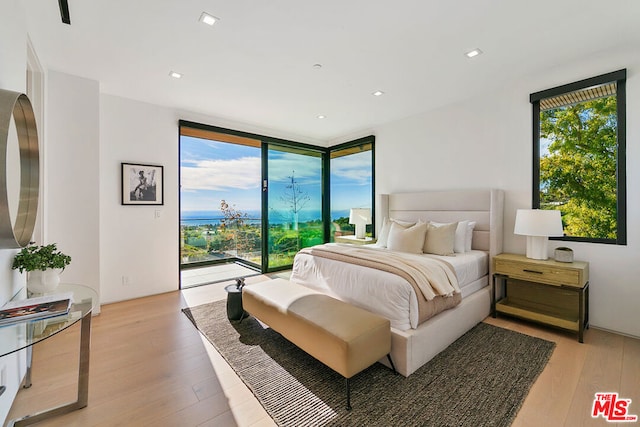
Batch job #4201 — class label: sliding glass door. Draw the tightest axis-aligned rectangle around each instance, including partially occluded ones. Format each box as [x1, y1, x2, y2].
[179, 127, 262, 269]
[264, 143, 325, 271]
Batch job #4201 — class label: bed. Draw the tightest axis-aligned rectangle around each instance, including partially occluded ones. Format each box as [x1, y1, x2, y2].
[290, 189, 504, 376]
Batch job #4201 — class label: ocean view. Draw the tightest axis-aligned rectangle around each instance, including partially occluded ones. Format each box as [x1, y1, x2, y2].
[181, 209, 351, 226]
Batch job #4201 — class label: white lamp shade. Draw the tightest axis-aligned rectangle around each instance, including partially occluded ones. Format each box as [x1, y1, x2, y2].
[514, 209, 563, 260]
[514, 209, 563, 237]
[349, 208, 372, 225]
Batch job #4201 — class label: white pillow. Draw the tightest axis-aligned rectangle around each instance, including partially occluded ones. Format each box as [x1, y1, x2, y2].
[387, 221, 427, 254]
[465, 221, 477, 252]
[377, 217, 391, 247]
[431, 221, 468, 253]
[377, 218, 416, 248]
[423, 222, 458, 255]
[392, 219, 417, 227]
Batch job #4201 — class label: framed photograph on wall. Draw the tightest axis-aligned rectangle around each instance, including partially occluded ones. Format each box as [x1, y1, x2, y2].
[121, 162, 164, 205]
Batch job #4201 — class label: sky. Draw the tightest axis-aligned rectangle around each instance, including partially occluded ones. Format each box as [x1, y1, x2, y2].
[330, 150, 372, 213]
[180, 136, 372, 219]
[180, 136, 261, 214]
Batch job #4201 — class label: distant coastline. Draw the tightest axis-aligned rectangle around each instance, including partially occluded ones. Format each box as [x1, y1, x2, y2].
[181, 209, 351, 226]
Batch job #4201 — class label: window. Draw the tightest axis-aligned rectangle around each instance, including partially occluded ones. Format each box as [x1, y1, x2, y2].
[179, 121, 374, 274]
[329, 137, 375, 241]
[530, 69, 626, 244]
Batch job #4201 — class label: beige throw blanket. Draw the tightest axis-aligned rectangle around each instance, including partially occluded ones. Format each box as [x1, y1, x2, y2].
[298, 244, 461, 301]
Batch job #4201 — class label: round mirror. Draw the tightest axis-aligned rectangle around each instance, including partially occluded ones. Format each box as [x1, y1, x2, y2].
[0, 89, 39, 248]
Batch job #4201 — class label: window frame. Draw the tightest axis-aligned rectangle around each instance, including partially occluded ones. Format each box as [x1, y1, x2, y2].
[530, 69, 626, 245]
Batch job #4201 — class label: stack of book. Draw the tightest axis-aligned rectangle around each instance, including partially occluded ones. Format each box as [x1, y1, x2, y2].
[0, 292, 73, 326]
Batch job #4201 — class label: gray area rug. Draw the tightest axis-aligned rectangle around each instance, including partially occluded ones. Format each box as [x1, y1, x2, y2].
[182, 300, 555, 427]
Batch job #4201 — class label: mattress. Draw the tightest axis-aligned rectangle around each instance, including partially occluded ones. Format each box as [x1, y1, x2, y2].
[421, 249, 489, 296]
[290, 245, 489, 331]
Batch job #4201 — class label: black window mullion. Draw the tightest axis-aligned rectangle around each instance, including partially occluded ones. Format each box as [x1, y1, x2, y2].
[532, 100, 541, 209]
[616, 77, 627, 245]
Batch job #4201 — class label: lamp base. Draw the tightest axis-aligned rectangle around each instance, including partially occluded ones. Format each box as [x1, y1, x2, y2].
[525, 236, 549, 260]
[354, 224, 366, 239]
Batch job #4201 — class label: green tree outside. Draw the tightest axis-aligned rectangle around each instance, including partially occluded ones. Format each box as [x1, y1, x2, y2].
[539, 96, 618, 239]
[219, 200, 261, 260]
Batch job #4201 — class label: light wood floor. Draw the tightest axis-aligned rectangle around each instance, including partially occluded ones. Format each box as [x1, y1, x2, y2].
[6, 277, 640, 427]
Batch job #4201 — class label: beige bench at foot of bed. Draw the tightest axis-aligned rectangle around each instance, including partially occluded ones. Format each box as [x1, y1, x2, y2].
[243, 278, 394, 410]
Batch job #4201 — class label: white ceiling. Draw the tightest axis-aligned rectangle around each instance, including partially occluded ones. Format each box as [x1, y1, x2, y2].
[22, 0, 640, 143]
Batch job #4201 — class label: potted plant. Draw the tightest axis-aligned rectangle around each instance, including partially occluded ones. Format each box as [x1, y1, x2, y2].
[12, 243, 72, 293]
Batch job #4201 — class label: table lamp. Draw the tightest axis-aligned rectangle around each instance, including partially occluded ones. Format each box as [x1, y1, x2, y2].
[349, 208, 371, 239]
[514, 209, 564, 260]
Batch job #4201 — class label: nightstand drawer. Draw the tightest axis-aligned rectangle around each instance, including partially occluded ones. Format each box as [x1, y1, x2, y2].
[495, 258, 579, 287]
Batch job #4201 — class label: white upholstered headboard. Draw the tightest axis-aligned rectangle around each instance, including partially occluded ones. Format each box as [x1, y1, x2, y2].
[379, 189, 504, 274]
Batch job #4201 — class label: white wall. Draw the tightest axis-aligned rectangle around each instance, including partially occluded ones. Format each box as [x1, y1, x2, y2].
[46, 71, 101, 302]
[374, 47, 640, 337]
[99, 95, 179, 303]
[0, 0, 29, 421]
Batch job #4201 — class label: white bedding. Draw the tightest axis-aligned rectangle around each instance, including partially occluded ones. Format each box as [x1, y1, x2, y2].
[290, 245, 489, 331]
[426, 249, 488, 295]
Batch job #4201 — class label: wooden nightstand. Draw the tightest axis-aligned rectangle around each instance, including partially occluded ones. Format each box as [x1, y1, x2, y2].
[492, 253, 589, 342]
[334, 235, 377, 245]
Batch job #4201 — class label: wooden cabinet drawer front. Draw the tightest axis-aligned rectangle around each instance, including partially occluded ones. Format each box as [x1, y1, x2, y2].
[495, 259, 579, 286]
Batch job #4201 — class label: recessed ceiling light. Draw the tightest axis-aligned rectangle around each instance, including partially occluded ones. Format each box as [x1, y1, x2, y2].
[169, 71, 182, 79]
[317, 115, 326, 119]
[372, 90, 385, 97]
[199, 12, 218, 26]
[465, 48, 483, 58]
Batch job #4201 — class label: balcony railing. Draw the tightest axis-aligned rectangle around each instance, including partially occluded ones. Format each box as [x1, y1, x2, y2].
[181, 218, 262, 267]
[181, 216, 353, 270]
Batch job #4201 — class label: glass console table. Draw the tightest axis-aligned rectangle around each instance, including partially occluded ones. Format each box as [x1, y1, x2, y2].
[1, 283, 98, 426]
